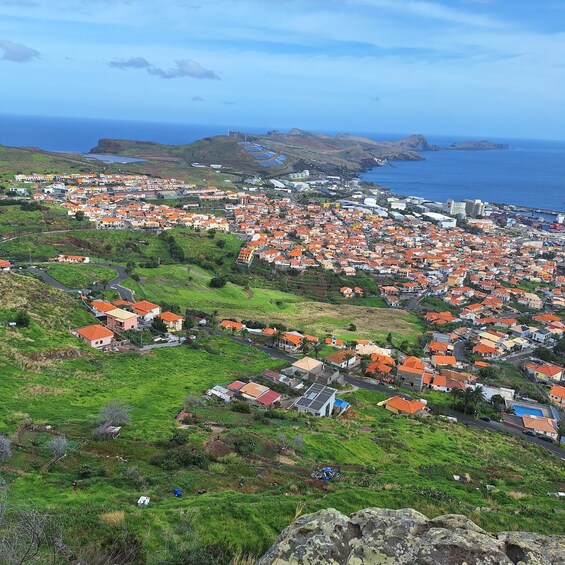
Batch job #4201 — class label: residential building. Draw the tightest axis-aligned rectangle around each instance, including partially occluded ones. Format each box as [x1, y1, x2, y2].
[381, 396, 427, 415]
[106, 308, 138, 332]
[75, 324, 114, 349]
[132, 300, 161, 322]
[158, 311, 183, 332]
[325, 349, 357, 369]
[549, 384, 565, 407]
[295, 383, 337, 417]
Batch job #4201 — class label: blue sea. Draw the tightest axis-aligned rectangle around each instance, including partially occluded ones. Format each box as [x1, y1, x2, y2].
[360, 135, 565, 213]
[1, 114, 564, 212]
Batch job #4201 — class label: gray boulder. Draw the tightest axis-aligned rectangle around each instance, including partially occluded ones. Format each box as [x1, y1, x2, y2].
[258, 507, 565, 565]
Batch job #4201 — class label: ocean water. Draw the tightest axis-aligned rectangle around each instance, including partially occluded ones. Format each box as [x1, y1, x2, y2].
[0, 114, 264, 152]
[361, 135, 565, 213]
[1, 114, 564, 212]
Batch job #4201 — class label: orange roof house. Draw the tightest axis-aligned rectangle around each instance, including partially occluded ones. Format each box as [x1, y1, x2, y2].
[75, 324, 114, 349]
[432, 355, 457, 367]
[220, 320, 245, 332]
[383, 396, 427, 415]
[158, 311, 183, 332]
[549, 384, 565, 406]
[91, 300, 115, 314]
[132, 300, 161, 320]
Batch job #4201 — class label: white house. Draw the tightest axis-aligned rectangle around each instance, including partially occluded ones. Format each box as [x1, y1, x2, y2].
[295, 383, 336, 417]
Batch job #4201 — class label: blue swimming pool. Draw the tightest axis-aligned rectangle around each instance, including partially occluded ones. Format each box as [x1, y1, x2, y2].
[513, 405, 544, 417]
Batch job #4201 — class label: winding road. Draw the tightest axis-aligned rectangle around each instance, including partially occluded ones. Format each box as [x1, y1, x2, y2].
[26, 262, 135, 301]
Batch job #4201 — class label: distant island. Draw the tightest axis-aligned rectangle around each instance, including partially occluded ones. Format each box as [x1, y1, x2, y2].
[445, 140, 509, 151]
[89, 130, 507, 177]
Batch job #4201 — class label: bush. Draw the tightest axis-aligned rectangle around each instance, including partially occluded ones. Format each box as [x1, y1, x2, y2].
[76, 463, 106, 478]
[209, 276, 227, 288]
[233, 435, 258, 455]
[14, 310, 30, 328]
[230, 401, 251, 413]
[0, 435, 12, 462]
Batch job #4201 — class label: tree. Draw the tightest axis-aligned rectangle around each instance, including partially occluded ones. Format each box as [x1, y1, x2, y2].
[460, 388, 475, 415]
[14, 310, 30, 328]
[478, 366, 497, 383]
[347, 323, 357, 332]
[125, 261, 136, 275]
[470, 386, 485, 416]
[75, 210, 85, 221]
[557, 420, 565, 445]
[490, 394, 506, 413]
[449, 388, 463, 410]
[47, 436, 68, 458]
[312, 342, 322, 360]
[98, 400, 131, 427]
[209, 276, 227, 288]
[0, 435, 12, 462]
[386, 332, 393, 345]
[151, 316, 168, 334]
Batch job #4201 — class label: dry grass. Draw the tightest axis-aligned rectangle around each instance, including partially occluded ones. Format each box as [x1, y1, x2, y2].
[507, 490, 527, 500]
[221, 300, 419, 341]
[21, 385, 66, 396]
[99, 511, 125, 526]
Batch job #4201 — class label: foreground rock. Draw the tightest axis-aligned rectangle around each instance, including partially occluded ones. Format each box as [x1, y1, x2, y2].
[258, 507, 565, 564]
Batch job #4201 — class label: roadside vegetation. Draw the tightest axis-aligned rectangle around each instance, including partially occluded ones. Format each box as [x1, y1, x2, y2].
[45, 264, 116, 289]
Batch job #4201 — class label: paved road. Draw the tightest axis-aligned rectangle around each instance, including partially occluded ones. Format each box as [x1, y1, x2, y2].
[453, 340, 467, 362]
[27, 266, 73, 292]
[25, 261, 135, 301]
[405, 291, 428, 312]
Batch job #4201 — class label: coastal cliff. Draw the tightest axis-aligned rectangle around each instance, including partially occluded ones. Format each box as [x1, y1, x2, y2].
[89, 130, 507, 178]
[259, 507, 565, 565]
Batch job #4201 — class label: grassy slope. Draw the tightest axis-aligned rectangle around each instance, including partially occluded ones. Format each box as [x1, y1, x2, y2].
[124, 264, 422, 343]
[1, 274, 564, 562]
[0, 202, 86, 237]
[45, 264, 117, 289]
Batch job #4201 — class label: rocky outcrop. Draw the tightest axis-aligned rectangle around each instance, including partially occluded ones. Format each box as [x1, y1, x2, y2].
[259, 507, 565, 565]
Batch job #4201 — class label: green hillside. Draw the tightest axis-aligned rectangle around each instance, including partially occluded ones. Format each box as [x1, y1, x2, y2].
[1, 274, 564, 563]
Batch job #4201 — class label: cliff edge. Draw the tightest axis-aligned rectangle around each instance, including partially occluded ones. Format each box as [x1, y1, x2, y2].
[258, 507, 565, 565]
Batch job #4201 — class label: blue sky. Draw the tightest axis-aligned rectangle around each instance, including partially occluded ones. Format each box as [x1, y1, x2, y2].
[0, 0, 564, 138]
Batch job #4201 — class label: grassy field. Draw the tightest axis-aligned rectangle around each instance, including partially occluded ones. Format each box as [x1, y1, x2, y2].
[124, 264, 423, 343]
[1, 273, 565, 563]
[0, 202, 87, 238]
[45, 263, 117, 289]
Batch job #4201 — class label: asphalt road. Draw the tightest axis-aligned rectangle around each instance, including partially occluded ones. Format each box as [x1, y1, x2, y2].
[25, 261, 135, 301]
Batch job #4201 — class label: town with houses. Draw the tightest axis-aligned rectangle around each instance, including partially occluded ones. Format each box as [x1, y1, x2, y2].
[3, 166, 565, 447]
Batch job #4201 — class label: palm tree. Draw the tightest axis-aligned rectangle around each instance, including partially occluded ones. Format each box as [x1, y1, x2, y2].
[456, 388, 475, 415]
[450, 388, 463, 409]
[470, 386, 485, 417]
[274, 328, 284, 349]
[490, 394, 506, 413]
[557, 420, 565, 446]
[301, 337, 311, 356]
[312, 342, 322, 360]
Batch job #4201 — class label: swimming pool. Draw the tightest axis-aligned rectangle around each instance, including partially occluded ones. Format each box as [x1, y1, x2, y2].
[512, 405, 544, 417]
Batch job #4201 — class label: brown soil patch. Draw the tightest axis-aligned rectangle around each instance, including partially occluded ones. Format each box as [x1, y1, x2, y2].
[276, 454, 296, 466]
[204, 425, 234, 457]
